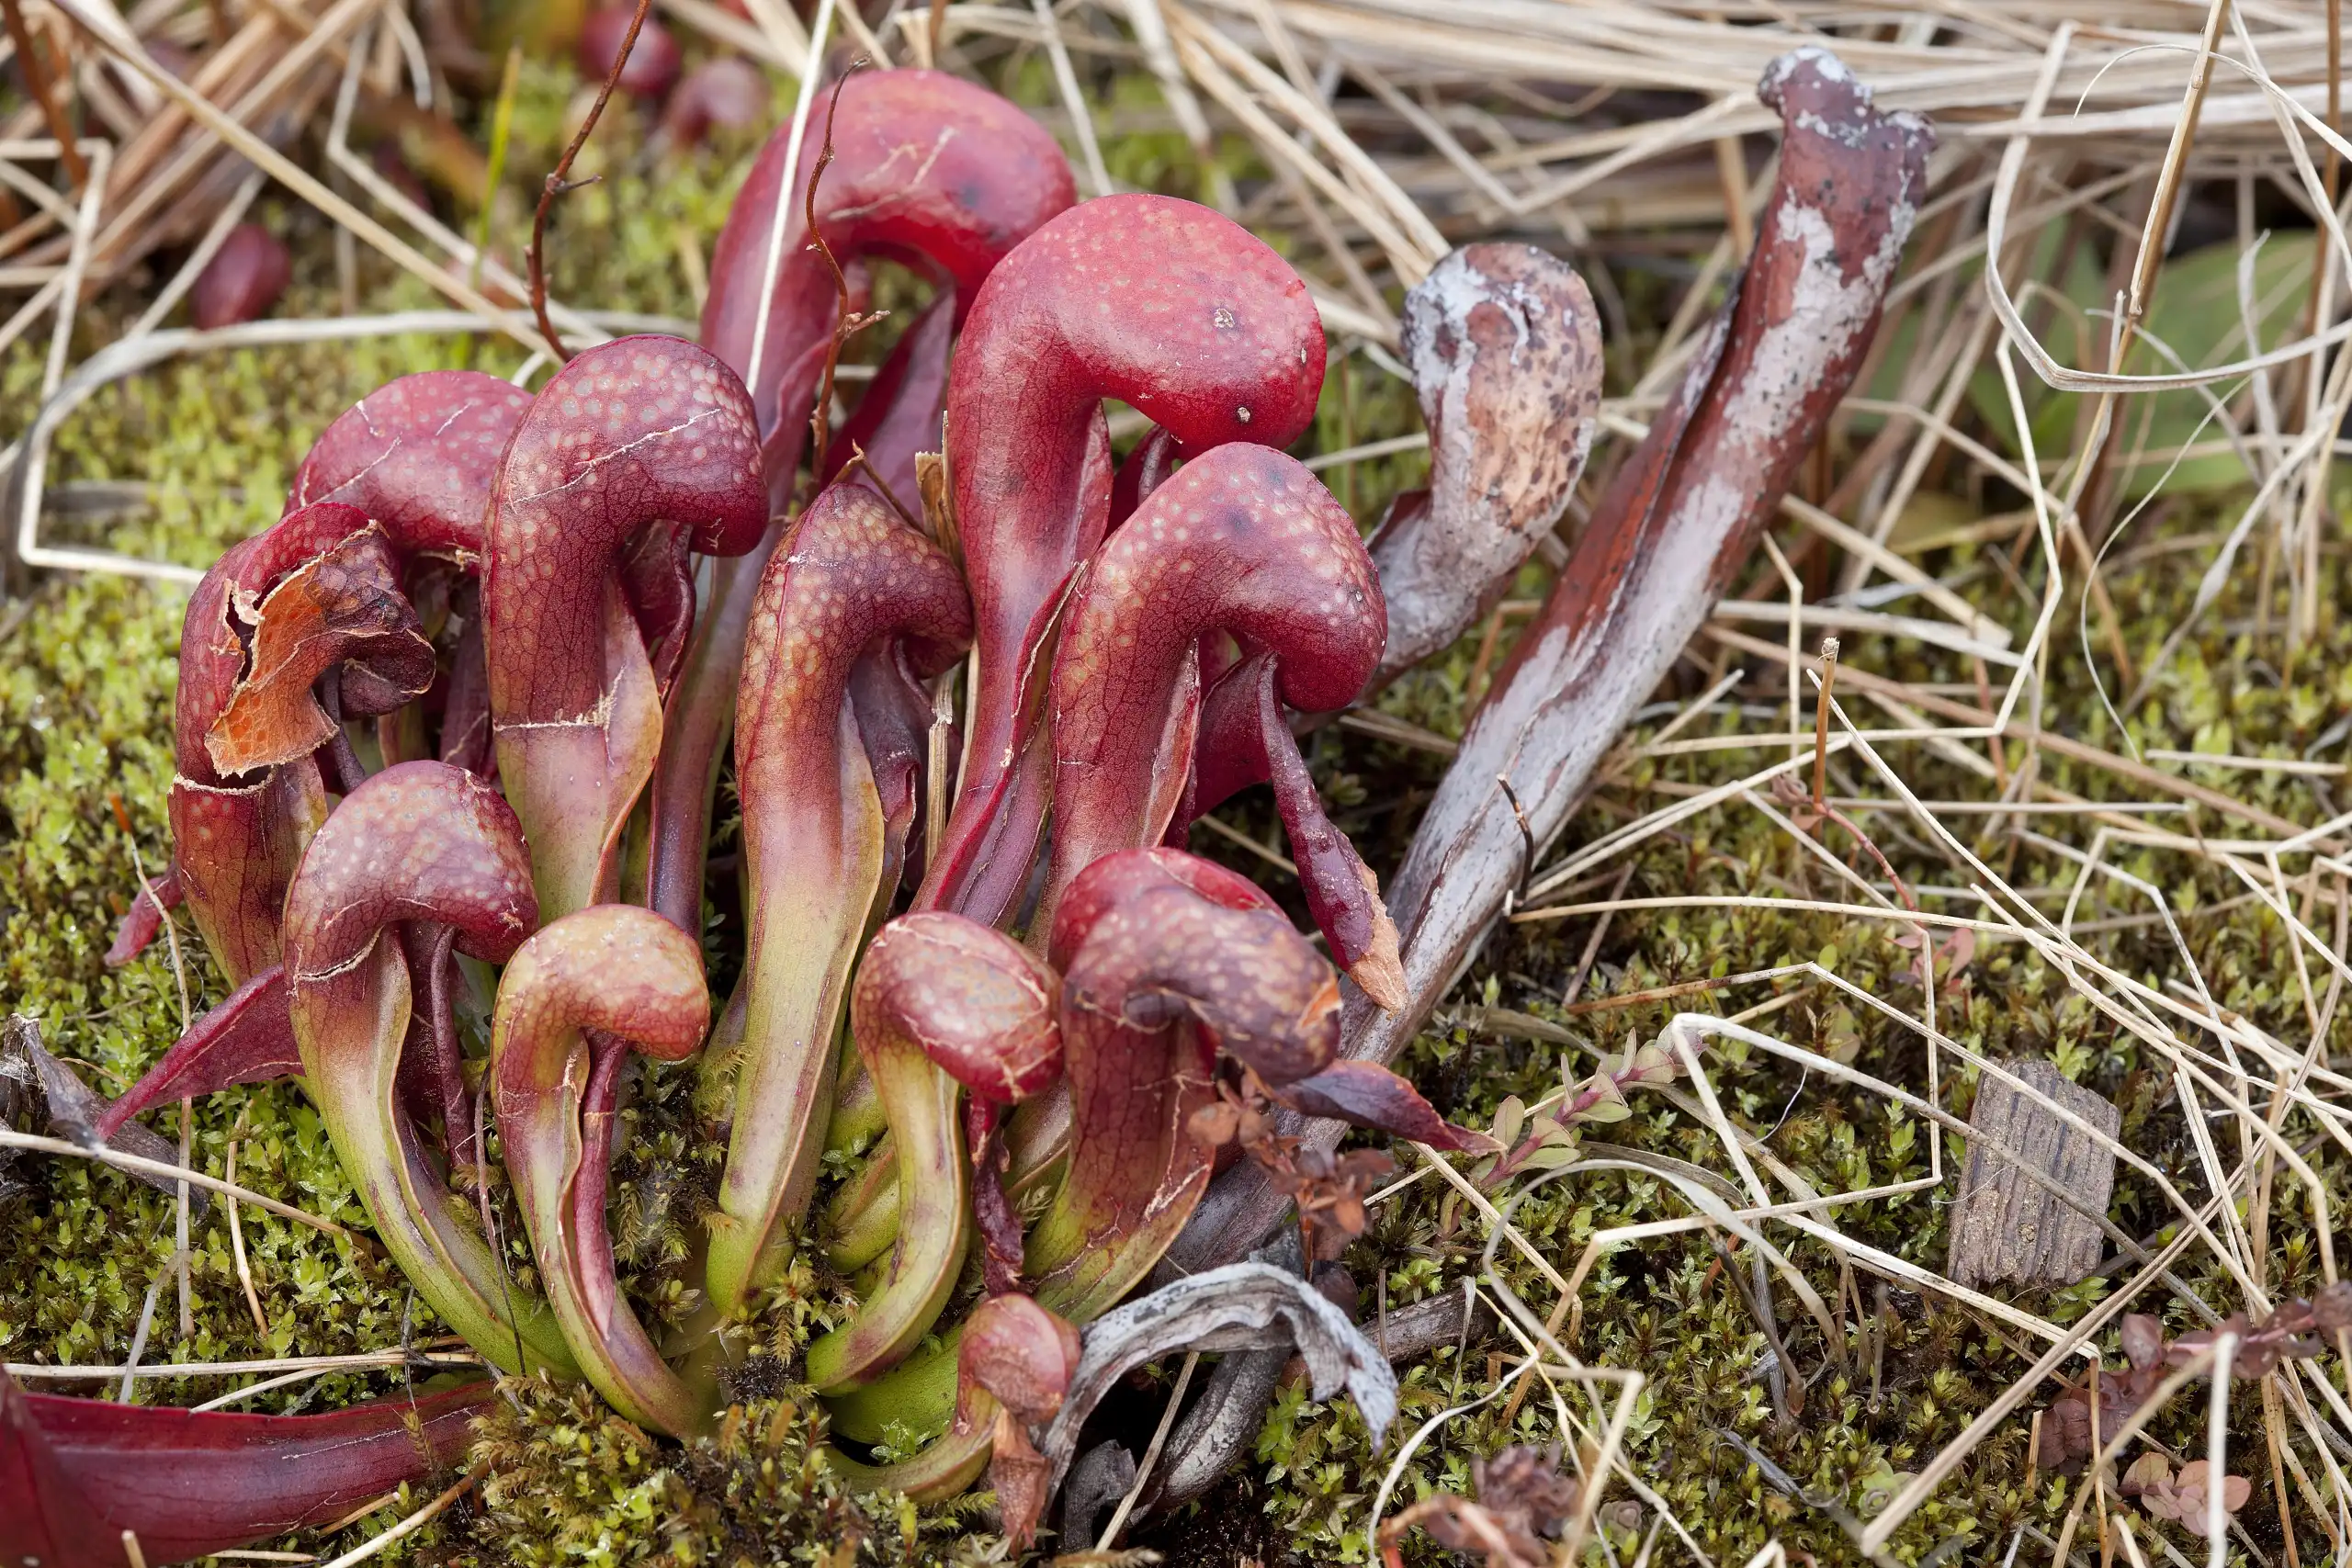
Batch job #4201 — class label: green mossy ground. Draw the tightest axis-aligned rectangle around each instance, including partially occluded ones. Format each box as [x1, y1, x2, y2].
[3, 45, 2345, 1568]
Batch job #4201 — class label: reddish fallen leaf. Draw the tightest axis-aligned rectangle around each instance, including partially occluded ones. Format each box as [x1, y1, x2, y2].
[2129, 1456, 2252, 1537]
[104, 862, 181, 967]
[205, 525, 435, 778]
[4, 1368, 491, 1566]
[191, 224, 290, 332]
[659, 57, 769, 152]
[578, 6, 681, 100]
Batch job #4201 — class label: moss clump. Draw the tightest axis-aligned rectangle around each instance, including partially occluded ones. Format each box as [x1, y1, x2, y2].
[458, 1379, 962, 1566]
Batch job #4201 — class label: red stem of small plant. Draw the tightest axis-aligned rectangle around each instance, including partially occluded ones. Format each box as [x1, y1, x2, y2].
[526, 0, 654, 364]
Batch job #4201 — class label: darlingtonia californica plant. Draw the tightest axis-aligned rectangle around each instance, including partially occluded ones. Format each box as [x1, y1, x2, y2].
[30, 46, 1937, 1554]
[707, 480, 970, 1315]
[918, 192, 1328, 930]
[647, 66, 1075, 933]
[820, 847, 1464, 1493]
[1045, 442, 1402, 1008]
[482, 334, 767, 921]
[281, 761, 573, 1377]
[803, 913, 1057, 1391]
[492, 905, 713, 1433]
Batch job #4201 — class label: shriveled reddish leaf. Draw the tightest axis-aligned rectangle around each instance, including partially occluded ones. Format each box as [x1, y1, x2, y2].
[967, 1100, 1026, 1299]
[1271, 1060, 1499, 1155]
[170, 502, 374, 983]
[1181, 653, 1406, 1010]
[6, 1368, 492, 1565]
[171, 374, 529, 983]
[205, 525, 435, 777]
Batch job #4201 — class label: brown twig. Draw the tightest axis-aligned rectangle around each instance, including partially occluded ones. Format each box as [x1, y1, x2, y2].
[1808, 635, 1838, 817]
[845, 443, 922, 531]
[803, 59, 884, 487]
[1496, 773, 1534, 897]
[526, 0, 653, 364]
[1552, 970, 1774, 1018]
[1, 0, 86, 189]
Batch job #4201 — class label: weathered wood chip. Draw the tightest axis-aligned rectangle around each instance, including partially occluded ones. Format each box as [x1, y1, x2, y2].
[1948, 1059, 2119, 1287]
